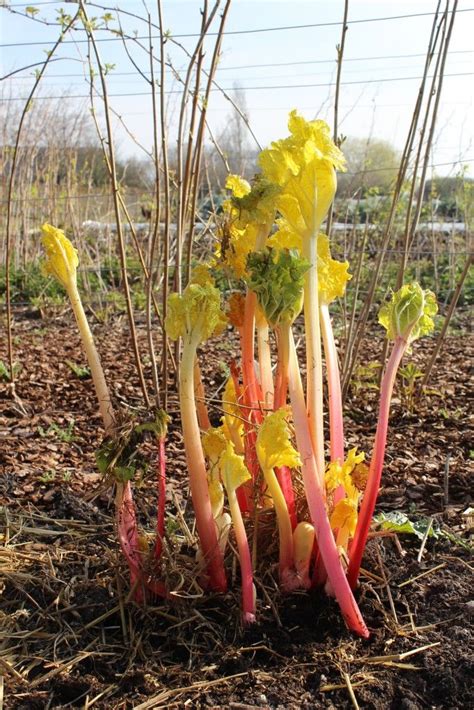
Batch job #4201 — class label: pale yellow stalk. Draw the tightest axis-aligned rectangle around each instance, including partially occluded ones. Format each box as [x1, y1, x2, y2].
[67, 282, 115, 434]
[303, 236, 325, 481]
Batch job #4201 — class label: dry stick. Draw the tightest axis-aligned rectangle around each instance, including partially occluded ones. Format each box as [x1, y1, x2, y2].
[407, 1, 459, 264]
[397, 2, 451, 288]
[375, 543, 399, 625]
[343, 218, 368, 367]
[343, 672, 360, 710]
[326, 0, 349, 238]
[80, 4, 150, 409]
[112, 17, 166, 401]
[145, 13, 162, 406]
[178, 3, 221, 286]
[184, 1, 233, 285]
[417, 517, 433, 562]
[157, 0, 172, 407]
[420, 252, 473, 392]
[377, 2, 450, 377]
[175, 2, 221, 294]
[169, 33, 262, 153]
[182, 50, 204, 288]
[3, 9, 81, 388]
[341, 5, 443, 399]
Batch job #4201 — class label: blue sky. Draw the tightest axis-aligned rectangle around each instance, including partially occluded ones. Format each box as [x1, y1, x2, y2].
[1, 0, 473, 174]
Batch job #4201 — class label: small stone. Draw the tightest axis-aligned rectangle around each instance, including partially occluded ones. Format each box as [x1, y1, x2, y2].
[258, 694, 268, 706]
[465, 600, 474, 616]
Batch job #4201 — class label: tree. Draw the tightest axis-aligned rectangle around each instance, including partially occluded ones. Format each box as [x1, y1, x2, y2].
[337, 136, 401, 197]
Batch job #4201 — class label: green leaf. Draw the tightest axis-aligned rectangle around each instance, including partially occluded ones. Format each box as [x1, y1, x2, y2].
[65, 360, 91, 380]
[246, 247, 310, 327]
[378, 283, 437, 343]
[115, 465, 136, 482]
[375, 511, 439, 540]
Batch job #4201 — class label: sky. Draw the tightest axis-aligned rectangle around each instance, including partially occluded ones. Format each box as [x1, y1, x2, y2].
[1, 0, 473, 175]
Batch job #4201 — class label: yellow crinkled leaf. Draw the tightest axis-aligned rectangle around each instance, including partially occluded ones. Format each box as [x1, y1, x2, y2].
[191, 263, 215, 287]
[216, 222, 260, 280]
[317, 234, 351, 304]
[225, 174, 251, 199]
[325, 447, 365, 502]
[342, 447, 365, 477]
[165, 283, 226, 343]
[208, 478, 224, 520]
[41, 223, 78, 290]
[258, 111, 345, 240]
[286, 110, 345, 169]
[325, 460, 344, 494]
[256, 407, 301, 471]
[222, 377, 244, 454]
[330, 498, 358, 539]
[222, 376, 241, 420]
[267, 219, 302, 252]
[220, 441, 251, 494]
[202, 427, 228, 467]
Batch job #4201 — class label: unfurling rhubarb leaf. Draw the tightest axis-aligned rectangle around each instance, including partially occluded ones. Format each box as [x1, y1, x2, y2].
[259, 110, 345, 240]
[247, 248, 310, 328]
[378, 283, 437, 344]
[220, 442, 255, 624]
[317, 234, 351, 305]
[41, 223, 78, 291]
[257, 408, 301, 589]
[256, 407, 301, 472]
[166, 282, 226, 344]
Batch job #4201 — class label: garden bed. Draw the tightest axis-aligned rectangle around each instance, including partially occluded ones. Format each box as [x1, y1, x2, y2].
[1, 312, 472, 709]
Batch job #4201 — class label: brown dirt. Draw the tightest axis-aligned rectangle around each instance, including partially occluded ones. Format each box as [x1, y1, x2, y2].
[0, 310, 472, 709]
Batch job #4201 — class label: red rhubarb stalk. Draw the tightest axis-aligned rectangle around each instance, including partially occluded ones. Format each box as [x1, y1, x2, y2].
[347, 337, 406, 589]
[154, 434, 166, 562]
[287, 327, 369, 638]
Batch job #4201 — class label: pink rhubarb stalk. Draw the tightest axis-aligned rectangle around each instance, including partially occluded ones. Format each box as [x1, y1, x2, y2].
[257, 319, 274, 410]
[320, 304, 344, 464]
[320, 303, 346, 509]
[226, 477, 255, 624]
[274, 325, 297, 528]
[286, 327, 369, 638]
[194, 358, 211, 431]
[347, 337, 407, 590]
[180, 336, 228, 592]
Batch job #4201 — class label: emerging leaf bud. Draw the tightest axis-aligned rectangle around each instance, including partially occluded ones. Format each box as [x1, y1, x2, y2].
[41, 223, 78, 291]
[246, 248, 310, 327]
[293, 521, 315, 588]
[378, 283, 437, 344]
[165, 283, 227, 343]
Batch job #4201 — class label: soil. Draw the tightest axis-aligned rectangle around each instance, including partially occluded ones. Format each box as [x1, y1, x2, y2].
[0, 309, 472, 709]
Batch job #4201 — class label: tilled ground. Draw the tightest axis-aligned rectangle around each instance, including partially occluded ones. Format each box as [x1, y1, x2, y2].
[0, 311, 472, 709]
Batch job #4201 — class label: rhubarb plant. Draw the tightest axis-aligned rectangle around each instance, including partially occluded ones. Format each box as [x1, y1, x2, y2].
[41, 224, 169, 601]
[166, 111, 437, 636]
[347, 283, 437, 588]
[165, 269, 228, 592]
[41, 109, 438, 638]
